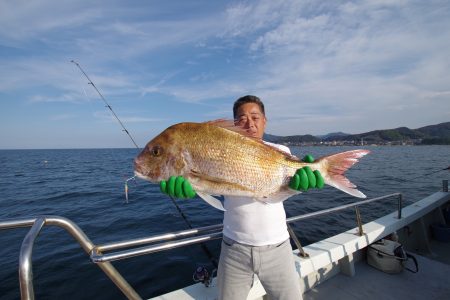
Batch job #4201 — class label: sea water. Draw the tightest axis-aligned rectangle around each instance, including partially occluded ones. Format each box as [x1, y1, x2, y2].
[0, 146, 448, 299]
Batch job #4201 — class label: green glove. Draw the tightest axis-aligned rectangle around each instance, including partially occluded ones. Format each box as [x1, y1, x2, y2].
[160, 176, 196, 199]
[289, 154, 325, 191]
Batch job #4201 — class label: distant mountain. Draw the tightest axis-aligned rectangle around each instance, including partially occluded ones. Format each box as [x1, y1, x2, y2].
[316, 132, 350, 139]
[263, 133, 283, 143]
[416, 122, 450, 137]
[264, 133, 319, 143]
[266, 122, 450, 145]
[323, 126, 425, 142]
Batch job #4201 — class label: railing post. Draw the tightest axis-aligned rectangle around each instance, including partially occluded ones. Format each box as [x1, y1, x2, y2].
[397, 194, 403, 219]
[19, 218, 45, 300]
[443, 180, 448, 192]
[287, 224, 309, 257]
[355, 206, 363, 236]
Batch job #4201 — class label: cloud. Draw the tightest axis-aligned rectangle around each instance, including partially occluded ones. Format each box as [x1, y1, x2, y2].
[1, 0, 449, 149]
[0, 1, 100, 43]
[28, 93, 83, 104]
[208, 0, 450, 134]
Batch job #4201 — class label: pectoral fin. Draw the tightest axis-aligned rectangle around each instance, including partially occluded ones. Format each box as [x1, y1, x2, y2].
[197, 192, 226, 211]
[257, 188, 301, 204]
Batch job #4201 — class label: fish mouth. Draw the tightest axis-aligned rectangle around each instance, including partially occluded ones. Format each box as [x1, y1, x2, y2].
[134, 159, 158, 183]
[134, 157, 150, 180]
[134, 170, 154, 182]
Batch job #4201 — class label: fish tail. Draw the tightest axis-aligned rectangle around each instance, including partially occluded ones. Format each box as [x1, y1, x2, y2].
[319, 149, 370, 198]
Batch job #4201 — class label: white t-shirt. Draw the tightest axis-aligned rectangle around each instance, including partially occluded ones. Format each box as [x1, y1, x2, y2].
[222, 142, 291, 246]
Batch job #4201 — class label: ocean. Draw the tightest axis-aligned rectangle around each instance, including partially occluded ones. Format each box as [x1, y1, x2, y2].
[0, 146, 449, 299]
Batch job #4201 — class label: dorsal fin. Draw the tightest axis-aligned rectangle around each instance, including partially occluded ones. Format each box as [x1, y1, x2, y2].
[203, 119, 253, 137]
[203, 119, 300, 162]
[263, 141, 301, 162]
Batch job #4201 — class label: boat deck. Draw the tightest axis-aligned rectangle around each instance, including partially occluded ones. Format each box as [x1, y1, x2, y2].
[150, 190, 449, 300]
[304, 240, 450, 300]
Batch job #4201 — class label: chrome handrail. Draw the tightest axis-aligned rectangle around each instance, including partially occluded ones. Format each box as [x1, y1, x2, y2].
[19, 218, 45, 300]
[97, 223, 223, 253]
[0, 216, 142, 300]
[92, 231, 223, 262]
[0, 191, 407, 300]
[286, 192, 401, 223]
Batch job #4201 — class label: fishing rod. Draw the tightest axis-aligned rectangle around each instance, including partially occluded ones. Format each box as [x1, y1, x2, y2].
[71, 60, 218, 272]
[71, 60, 138, 202]
[71, 60, 140, 149]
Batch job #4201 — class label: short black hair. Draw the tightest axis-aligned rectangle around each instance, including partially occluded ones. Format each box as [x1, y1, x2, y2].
[233, 95, 265, 119]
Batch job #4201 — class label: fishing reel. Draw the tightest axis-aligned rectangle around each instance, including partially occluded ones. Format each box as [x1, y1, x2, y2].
[192, 266, 216, 287]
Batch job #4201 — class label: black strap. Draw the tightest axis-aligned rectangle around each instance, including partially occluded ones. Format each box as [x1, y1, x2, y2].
[369, 244, 419, 273]
[404, 253, 419, 273]
[369, 245, 406, 260]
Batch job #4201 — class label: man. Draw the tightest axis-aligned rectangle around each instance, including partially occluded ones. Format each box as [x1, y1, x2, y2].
[161, 95, 322, 299]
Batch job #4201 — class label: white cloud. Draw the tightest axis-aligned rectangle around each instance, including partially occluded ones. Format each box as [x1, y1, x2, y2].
[208, 0, 450, 134]
[0, 1, 101, 43]
[1, 0, 449, 149]
[28, 93, 83, 104]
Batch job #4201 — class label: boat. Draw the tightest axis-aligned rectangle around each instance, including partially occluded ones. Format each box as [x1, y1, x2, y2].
[1, 180, 449, 299]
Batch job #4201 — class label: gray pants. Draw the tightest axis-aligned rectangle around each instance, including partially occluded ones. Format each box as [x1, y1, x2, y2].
[217, 236, 303, 300]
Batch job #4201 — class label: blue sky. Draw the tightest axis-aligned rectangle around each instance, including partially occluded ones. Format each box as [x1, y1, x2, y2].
[1, 0, 449, 149]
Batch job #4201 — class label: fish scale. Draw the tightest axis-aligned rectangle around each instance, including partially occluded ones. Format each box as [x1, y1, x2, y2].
[134, 121, 370, 209]
[183, 123, 290, 196]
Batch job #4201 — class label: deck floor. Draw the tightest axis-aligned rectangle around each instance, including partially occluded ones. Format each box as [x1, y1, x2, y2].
[303, 249, 450, 300]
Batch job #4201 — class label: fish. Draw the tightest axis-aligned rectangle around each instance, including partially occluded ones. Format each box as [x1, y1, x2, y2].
[134, 120, 370, 210]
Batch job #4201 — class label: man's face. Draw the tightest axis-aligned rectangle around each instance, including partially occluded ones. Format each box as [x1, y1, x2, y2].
[234, 102, 266, 139]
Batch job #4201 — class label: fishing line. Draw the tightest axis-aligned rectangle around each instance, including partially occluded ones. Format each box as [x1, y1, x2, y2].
[71, 60, 139, 148]
[73, 67, 130, 202]
[403, 166, 450, 182]
[71, 60, 138, 203]
[71, 60, 218, 274]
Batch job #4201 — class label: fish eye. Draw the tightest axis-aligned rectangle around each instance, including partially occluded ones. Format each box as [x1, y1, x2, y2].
[150, 145, 162, 157]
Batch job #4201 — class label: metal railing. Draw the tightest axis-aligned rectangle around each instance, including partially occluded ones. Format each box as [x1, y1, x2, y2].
[0, 192, 407, 300]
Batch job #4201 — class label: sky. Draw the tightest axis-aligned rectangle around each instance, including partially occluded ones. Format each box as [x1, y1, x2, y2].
[0, 0, 449, 149]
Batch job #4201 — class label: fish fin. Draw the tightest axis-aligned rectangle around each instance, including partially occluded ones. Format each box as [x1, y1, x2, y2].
[204, 120, 301, 160]
[263, 142, 302, 161]
[204, 119, 250, 136]
[204, 120, 302, 161]
[257, 188, 301, 204]
[320, 149, 370, 198]
[203, 119, 234, 127]
[196, 192, 226, 211]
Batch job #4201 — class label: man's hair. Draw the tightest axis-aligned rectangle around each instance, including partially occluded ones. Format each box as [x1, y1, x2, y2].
[233, 95, 265, 119]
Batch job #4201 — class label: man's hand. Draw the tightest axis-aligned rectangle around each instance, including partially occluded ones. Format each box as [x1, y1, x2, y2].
[160, 176, 196, 199]
[289, 155, 324, 191]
